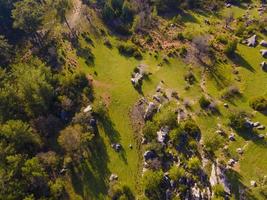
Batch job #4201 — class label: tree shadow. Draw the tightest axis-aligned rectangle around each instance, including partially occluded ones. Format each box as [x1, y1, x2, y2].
[227, 169, 257, 200]
[70, 136, 110, 199]
[231, 53, 255, 72]
[234, 128, 267, 147]
[207, 65, 229, 89]
[98, 112, 121, 144]
[181, 11, 199, 23]
[98, 111, 128, 163]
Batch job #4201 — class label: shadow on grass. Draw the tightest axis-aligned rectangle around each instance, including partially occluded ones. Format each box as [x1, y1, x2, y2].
[71, 136, 110, 199]
[207, 65, 229, 89]
[234, 128, 267, 147]
[181, 11, 199, 23]
[231, 53, 255, 72]
[227, 169, 257, 200]
[98, 111, 128, 163]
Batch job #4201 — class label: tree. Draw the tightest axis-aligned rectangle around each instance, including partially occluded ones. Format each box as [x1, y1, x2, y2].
[0, 120, 41, 155]
[21, 157, 48, 195]
[12, 59, 53, 117]
[58, 124, 93, 157]
[12, 0, 45, 34]
[0, 35, 12, 66]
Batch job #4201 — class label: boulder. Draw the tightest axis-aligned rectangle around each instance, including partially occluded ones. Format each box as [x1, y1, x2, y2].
[260, 49, 267, 57]
[260, 40, 267, 47]
[261, 61, 267, 71]
[144, 102, 157, 120]
[144, 150, 157, 161]
[250, 180, 257, 187]
[247, 35, 257, 47]
[109, 174, 118, 181]
[236, 148, 243, 154]
[257, 125, 265, 130]
[157, 126, 170, 144]
[229, 133, 235, 141]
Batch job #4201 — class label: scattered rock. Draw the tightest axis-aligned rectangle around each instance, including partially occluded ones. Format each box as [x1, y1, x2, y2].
[229, 133, 235, 141]
[109, 174, 118, 181]
[260, 40, 267, 47]
[228, 159, 236, 166]
[258, 134, 265, 139]
[250, 180, 257, 187]
[236, 148, 243, 155]
[224, 103, 229, 108]
[144, 102, 157, 120]
[257, 125, 265, 130]
[83, 105, 92, 113]
[260, 49, 267, 57]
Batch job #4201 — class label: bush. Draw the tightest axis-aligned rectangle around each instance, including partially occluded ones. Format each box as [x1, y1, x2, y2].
[143, 121, 158, 142]
[142, 170, 165, 200]
[117, 44, 142, 59]
[250, 96, 267, 111]
[108, 183, 135, 200]
[204, 134, 224, 156]
[216, 35, 228, 45]
[176, 33, 185, 41]
[76, 47, 95, 65]
[228, 111, 247, 130]
[199, 96, 211, 109]
[168, 165, 185, 182]
[221, 86, 240, 100]
[187, 157, 201, 172]
[154, 104, 177, 128]
[184, 71, 196, 84]
[183, 120, 201, 140]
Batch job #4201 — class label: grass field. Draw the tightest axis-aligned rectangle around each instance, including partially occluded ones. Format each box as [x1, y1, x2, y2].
[63, 1, 267, 199]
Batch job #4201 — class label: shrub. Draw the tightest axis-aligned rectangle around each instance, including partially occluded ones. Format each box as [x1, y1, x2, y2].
[221, 86, 240, 100]
[183, 120, 201, 140]
[168, 165, 186, 182]
[176, 33, 185, 41]
[142, 170, 164, 200]
[143, 121, 158, 142]
[204, 134, 224, 156]
[187, 157, 201, 172]
[154, 104, 177, 128]
[250, 96, 267, 111]
[184, 71, 196, 84]
[117, 44, 142, 59]
[228, 111, 247, 130]
[216, 35, 228, 45]
[179, 46, 187, 57]
[199, 96, 211, 109]
[224, 39, 238, 56]
[76, 47, 95, 65]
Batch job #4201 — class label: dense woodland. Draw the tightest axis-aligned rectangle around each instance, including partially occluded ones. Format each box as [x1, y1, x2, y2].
[0, 0, 267, 200]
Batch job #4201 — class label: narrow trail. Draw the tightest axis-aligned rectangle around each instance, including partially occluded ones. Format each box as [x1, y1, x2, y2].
[68, 0, 83, 29]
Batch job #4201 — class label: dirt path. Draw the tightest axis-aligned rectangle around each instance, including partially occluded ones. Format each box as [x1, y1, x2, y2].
[68, 0, 83, 29]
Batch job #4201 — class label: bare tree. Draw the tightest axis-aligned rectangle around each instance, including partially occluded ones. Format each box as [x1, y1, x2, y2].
[193, 35, 211, 65]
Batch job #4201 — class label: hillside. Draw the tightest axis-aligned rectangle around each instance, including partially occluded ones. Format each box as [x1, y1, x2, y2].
[0, 0, 267, 200]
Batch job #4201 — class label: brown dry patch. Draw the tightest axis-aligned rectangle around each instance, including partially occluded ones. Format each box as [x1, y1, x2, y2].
[87, 74, 112, 89]
[101, 92, 111, 107]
